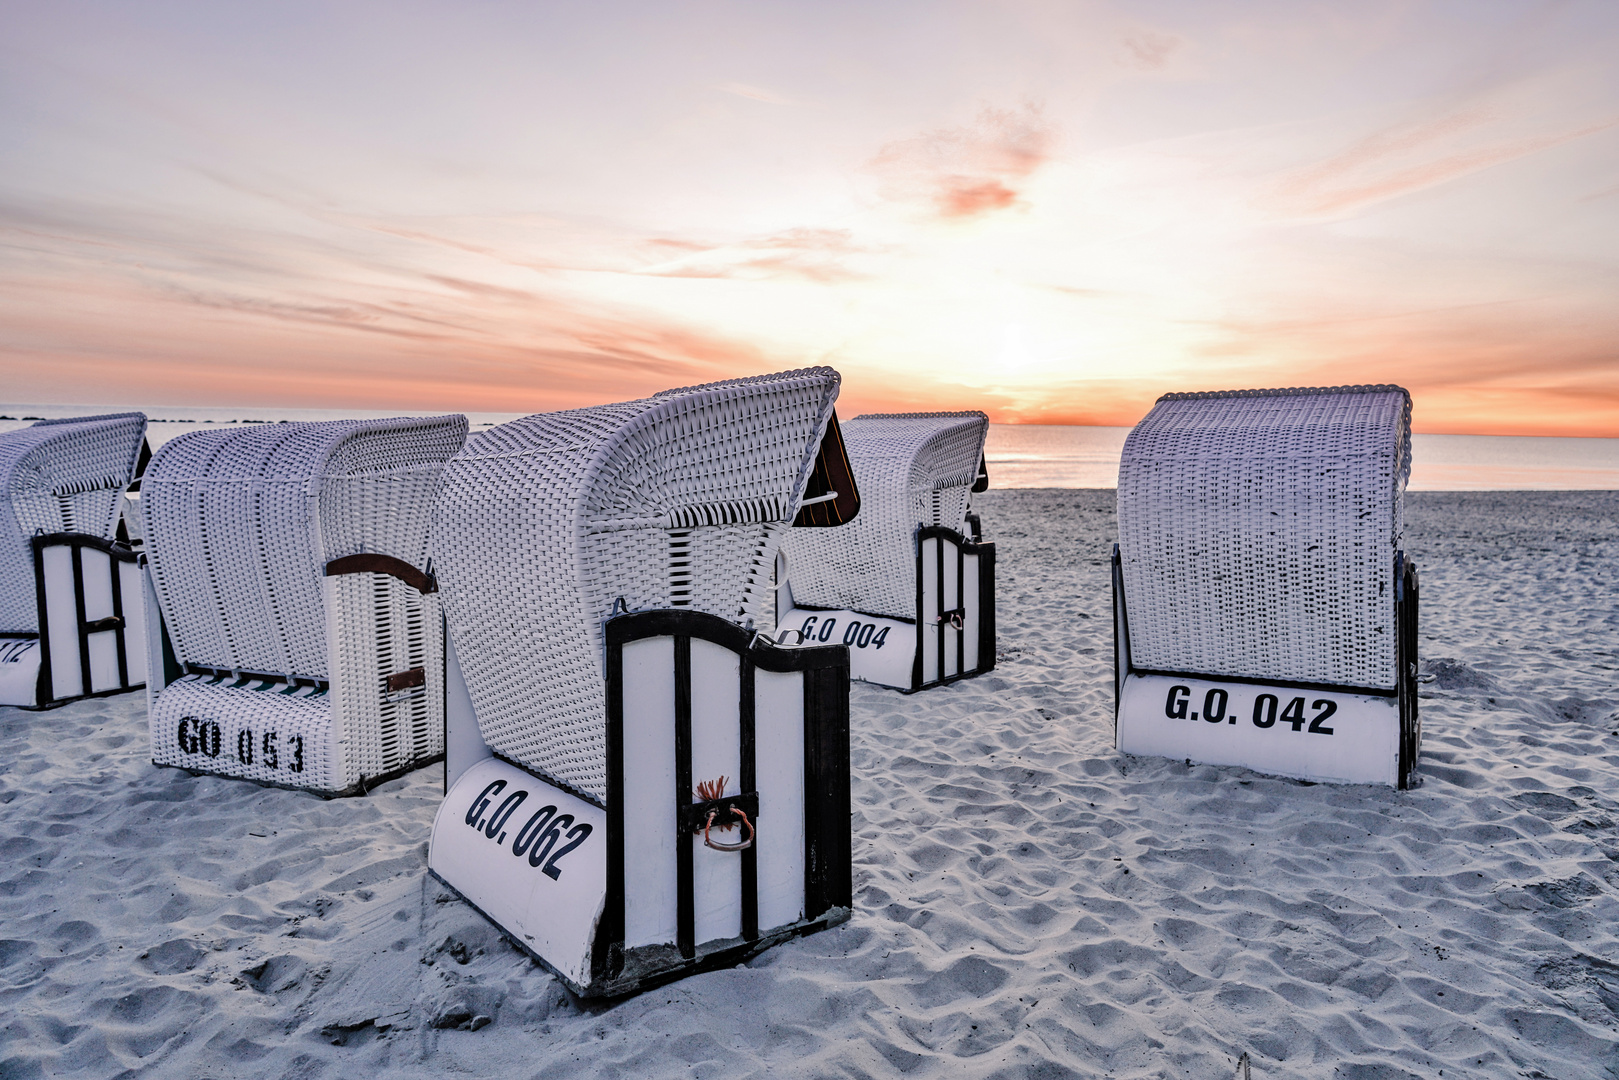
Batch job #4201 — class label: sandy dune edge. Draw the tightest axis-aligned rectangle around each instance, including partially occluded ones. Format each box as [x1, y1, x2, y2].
[1, 490, 1617, 1079]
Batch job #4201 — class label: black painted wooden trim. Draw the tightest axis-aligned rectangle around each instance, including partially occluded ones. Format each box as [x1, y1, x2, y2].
[739, 650, 759, 941]
[1396, 552, 1421, 790]
[599, 608, 850, 992]
[934, 531, 946, 683]
[442, 611, 450, 797]
[803, 661, 852, 919]
[977, 540, 996, 675]
[1112, 545, 1129, 740]
[906, 526, 997, 693]
[71, 544, 92, 696]
[673, 634, 695, 960]
[599, 615, 627, 983]
[109, 543, 129, 688]
[945, 537, 958, 680]
[910, 535, 924, 691]
[31, 532, 54, 705]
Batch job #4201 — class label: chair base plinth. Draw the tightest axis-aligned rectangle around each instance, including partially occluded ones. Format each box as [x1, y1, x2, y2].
[0, 639, 42, 707]
[149, 676, 440, 796]
[1116, 672, 1405, 787]
[431, 755, 847, 999]
[778, 606, 918, 689]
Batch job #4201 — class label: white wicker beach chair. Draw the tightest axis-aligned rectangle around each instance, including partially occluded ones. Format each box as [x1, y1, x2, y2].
[140, 415, 468, 795]
[0, 413, 150, 708]
[779, 411, 995, 691]
[428, 368, 855, 997]
[1112, 386, 1420, 788]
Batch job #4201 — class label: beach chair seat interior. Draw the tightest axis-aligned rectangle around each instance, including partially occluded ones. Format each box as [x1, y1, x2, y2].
[1112, 385, 1420, 788]
[428, 368, 854, 997]
[139, 415, 468, 795]
[0, 413, 150, 708]
[779, 411, 995, 691]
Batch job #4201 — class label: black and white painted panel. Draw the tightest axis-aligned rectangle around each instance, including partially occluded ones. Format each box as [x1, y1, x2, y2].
[618, 635, 756, 948]
[753, 666, 806, 932]
[916, 526, 995, 691]
[431, 607, 849, 998]
[605, 609, 848, 991]
[919, 529, 984, 685]
[28, 534, 145, 707]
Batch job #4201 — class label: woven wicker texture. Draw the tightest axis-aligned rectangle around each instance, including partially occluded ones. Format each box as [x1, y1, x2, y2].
[431, 368, 841, 802]
[1117, 385, 1411, 690]
[782, 412, 987, 620]
[0, 413, 148, 634]
[142, 416, 466, 791]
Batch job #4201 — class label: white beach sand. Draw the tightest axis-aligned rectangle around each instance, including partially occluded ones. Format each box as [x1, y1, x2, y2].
[2, 489, 1617, 1079]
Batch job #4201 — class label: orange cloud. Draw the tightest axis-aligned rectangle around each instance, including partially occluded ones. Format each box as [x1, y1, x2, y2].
[1118, 28, 1182, 72]
[867, 103, 1054, 221]
[1183, 299, 1619, 437]
[635, 227, 879, 283]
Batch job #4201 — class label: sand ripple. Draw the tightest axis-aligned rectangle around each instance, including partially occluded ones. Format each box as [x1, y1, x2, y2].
[1, 490, 1617, 1078]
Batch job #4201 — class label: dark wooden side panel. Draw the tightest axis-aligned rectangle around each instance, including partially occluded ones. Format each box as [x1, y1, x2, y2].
[802, 662, 852, 919]
[976, 541, 996, 676]
[1396, 555, 1421, 791]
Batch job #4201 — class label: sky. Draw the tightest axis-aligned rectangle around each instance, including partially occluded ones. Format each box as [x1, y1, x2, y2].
[2, 1, 1617, 435]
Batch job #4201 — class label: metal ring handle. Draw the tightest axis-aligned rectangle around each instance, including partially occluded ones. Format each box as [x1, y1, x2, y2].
[702, 807, 754, 852]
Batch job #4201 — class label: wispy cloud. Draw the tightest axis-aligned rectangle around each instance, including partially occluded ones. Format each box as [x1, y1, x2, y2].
[635, 227, 879, 284]
[1118, 28, 1182, 72]
[867, 103, 1055, 221]
[1270, 100, 1619, 219]
[713, 82, 790, 105]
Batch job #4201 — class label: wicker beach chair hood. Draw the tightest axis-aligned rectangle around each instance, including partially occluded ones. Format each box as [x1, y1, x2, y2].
[142, 415, 468, 793]
[783, 411, 987, 622]
[430, 367, 842, 804]
[1117, 385, 1413, 690]
[0, 413, 148, 635]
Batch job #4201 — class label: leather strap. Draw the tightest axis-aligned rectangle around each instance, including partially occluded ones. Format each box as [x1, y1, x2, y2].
[323, 553, 437, 593]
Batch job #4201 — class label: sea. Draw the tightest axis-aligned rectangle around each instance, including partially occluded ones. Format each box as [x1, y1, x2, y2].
[3, 405, 1616, 491]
